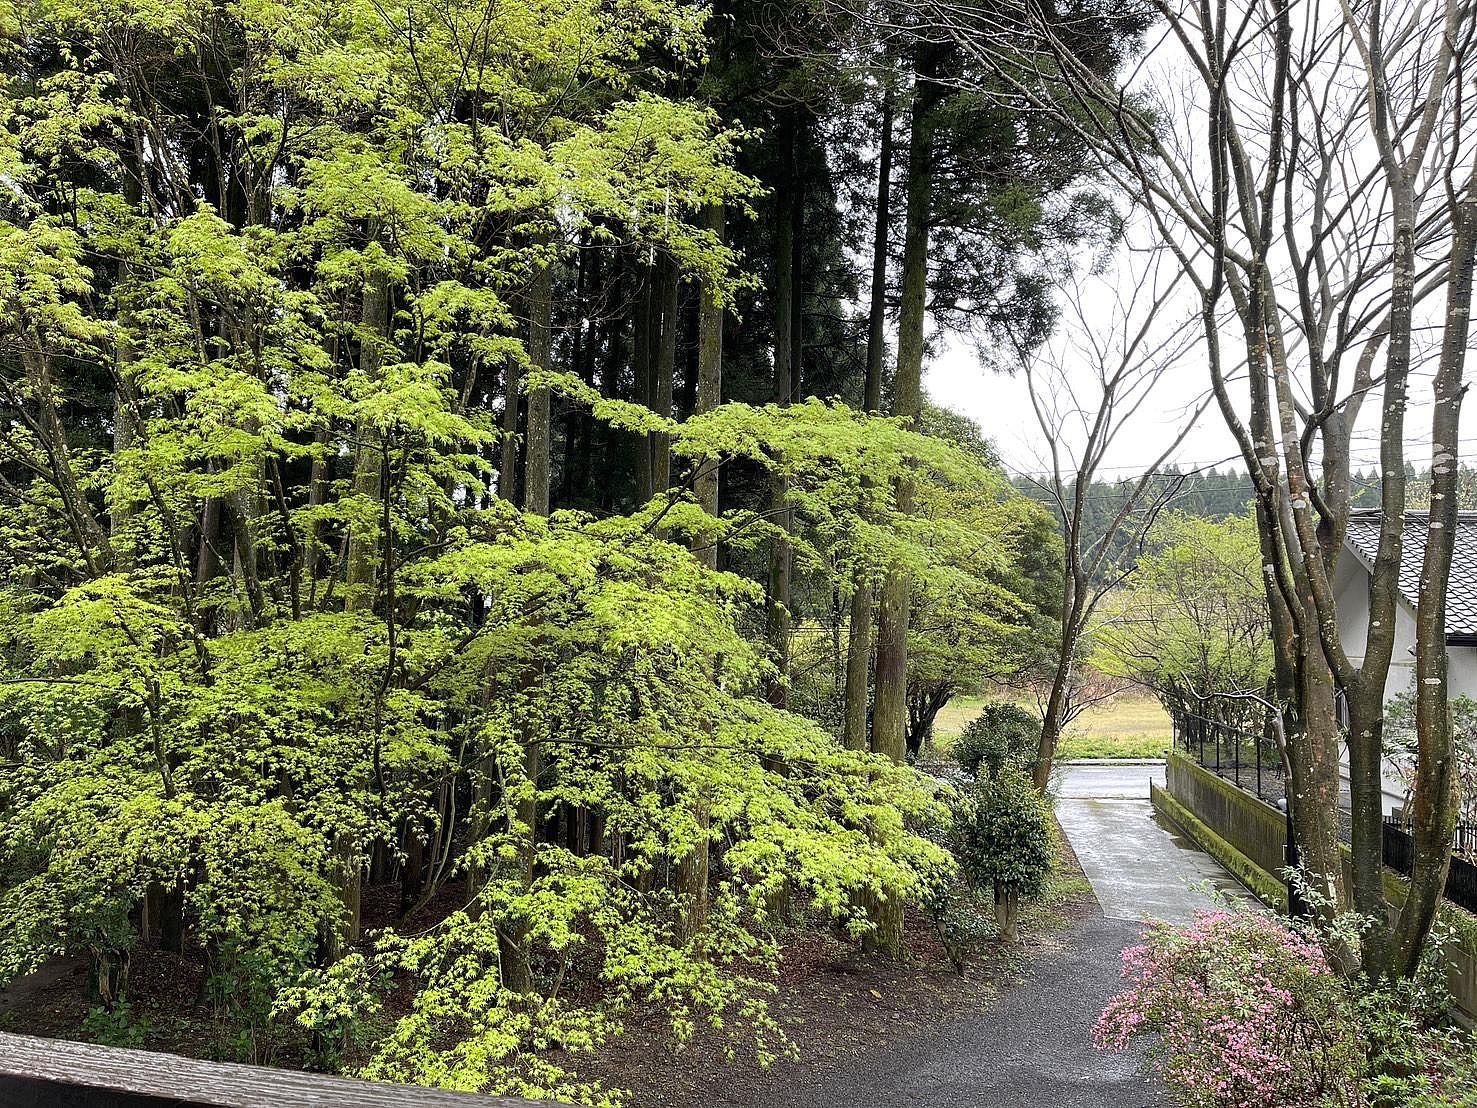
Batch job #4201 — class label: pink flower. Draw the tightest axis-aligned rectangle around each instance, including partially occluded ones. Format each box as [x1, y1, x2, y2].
[1094, 908, 1363, 1107]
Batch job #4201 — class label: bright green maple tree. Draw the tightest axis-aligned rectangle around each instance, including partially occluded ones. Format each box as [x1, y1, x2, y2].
[0, 2, 1054, 1102]
[1090, 511, 1273, 725]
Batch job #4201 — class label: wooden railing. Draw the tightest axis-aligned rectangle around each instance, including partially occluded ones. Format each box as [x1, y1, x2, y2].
[0, 1032, 562, 1108]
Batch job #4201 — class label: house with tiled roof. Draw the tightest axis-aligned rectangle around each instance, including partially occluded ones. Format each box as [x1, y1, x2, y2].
[1335, 510, 1477, 703]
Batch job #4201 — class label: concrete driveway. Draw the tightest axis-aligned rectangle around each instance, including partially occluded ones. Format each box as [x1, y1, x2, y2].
[761, 761, 1190, 1108]
[753, 762, 1248, 1108]
[1054, 762, 1253, 924]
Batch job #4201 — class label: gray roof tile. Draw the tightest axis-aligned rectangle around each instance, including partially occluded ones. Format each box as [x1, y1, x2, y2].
[1343, 511, 1477, 639]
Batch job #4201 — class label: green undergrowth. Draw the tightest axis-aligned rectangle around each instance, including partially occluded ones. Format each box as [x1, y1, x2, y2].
[1021, 822, 1095, 934]
[1057, 733, 1170, 760]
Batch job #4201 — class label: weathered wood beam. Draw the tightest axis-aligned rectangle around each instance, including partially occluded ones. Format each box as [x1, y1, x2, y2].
[0, 1033, 565, 1108]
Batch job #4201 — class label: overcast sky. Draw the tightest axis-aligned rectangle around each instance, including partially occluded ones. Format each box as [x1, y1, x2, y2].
[926, 330, 1238, 480]
[927, 325, 1468, 483]
[920, 151, 1469, 481]
[925, 318, 1468, 478]
[907, 0, 1477, 487]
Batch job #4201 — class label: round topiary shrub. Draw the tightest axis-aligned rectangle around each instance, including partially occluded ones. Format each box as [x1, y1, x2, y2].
[951, 769, 1054, 941]
[953, 702, 1041, 780]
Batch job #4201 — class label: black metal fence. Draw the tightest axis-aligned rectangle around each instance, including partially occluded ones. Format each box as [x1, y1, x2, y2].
[1172, 703, 1477, 910]
[1383, 817, 1477, 914]
[1171, 709, 1287, 807]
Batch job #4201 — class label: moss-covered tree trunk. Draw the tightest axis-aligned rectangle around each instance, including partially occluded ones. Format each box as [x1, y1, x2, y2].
[333, 260, 391, 955]
[346, 269, 388, 609]
[873, 54, 939, 764]
[499, 344, 521, 504]
[766, 125, 799, 709]
[493, 259, 557, 992]
[652, 256, 679, 494]
[524, 262, 554, 516]
[675, 804, 711, 945]
[678, 203, 726, 942]
[692, 202, 724, 571]
[867, 53, 941, 959]
[496, 733, 539, 996]
[634, 260, 655, 505]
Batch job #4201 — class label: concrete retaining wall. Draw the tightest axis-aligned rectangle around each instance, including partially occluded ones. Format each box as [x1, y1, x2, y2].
[1151, 783, 1287, 911]
[1164, 751, 1286, 876]
[1161, 751, 1477, 1023]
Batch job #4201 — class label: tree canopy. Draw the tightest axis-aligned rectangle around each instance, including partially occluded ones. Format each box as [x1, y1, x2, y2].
[1091, 512, 1273, 728]
[0, 0, 1088, 1100]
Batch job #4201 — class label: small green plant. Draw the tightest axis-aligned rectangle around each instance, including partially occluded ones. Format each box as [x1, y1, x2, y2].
[1355, 925, 1475, 1108]
[953, 702, 1040, 779]
[921, 877, 997, 972]
[1383, 1037, 1477, 1108]
[82, 1000, 148, 1048]
[274, 953, 381, 1072]
[1358, 985, 1461, 1107]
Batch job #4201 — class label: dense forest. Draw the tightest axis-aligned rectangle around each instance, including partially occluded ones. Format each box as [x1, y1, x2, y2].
[0, 0, 1150, 1100]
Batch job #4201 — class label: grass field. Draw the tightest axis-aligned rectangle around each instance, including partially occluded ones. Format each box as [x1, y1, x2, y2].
[932, 691, 1172, 762]
[932, 695, 991, 747]
[1055, 693, 1172, 759]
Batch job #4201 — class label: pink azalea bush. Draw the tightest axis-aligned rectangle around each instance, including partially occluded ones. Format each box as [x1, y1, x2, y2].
[1094, 909, 1365, 1107]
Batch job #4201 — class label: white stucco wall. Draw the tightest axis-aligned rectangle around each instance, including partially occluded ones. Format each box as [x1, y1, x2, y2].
[1454, 650, 1477, 701]
[1334, 548, 1477, 703]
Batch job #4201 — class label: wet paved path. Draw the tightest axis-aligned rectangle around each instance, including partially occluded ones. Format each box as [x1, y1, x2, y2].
[766, 914, 1166, 1108]
[766, 761, 1256, 1107]
[1055, 762, 1252, 923]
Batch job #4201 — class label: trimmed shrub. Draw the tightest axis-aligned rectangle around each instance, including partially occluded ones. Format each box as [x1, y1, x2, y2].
[953, 702, 1040, 780]
[951, 769, 1054, 941]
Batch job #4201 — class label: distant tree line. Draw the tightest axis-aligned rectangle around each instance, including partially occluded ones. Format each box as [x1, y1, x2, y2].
[1015, 464, 1477, 589]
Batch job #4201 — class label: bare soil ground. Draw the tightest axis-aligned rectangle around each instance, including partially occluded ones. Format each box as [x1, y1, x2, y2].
[576, 827, 1097, 1107]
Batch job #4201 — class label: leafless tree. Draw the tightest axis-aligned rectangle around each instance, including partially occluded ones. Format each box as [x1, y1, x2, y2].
[1022, 248, 1208, 786]
[917, 0, 1477, 972]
